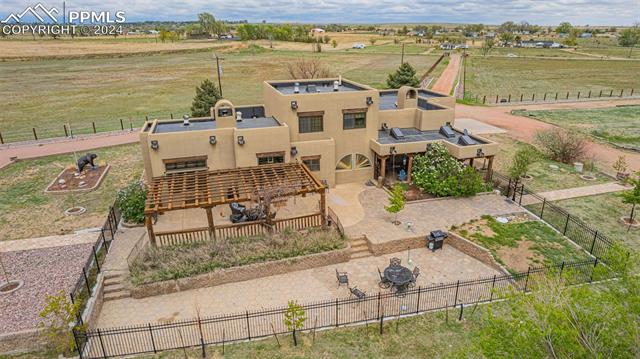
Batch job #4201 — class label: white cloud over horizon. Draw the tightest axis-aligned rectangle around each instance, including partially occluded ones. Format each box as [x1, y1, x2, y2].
[0, 0, 638, 26]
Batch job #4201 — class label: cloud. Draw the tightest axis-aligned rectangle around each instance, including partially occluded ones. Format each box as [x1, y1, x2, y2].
[0, 0, 637, 25]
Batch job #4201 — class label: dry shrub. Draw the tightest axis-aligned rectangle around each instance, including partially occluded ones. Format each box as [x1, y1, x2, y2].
[286, 58, 333, 79]
[535, 128, 588, 164]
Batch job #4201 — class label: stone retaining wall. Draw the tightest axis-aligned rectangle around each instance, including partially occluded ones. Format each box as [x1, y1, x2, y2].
[0, 329, 47, 355]
[366, 235, 426, 256]
[446, 232, 511, 275]
[131, 245, 351, 298]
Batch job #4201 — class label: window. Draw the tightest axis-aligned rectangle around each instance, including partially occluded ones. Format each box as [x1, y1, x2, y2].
[354, 154, 371, 168]
[257, 152, 285, 165]
[164, 157, 207, 173]
[298, 112, 324, 133]
[302, 156, 321, 171]
[336, 154, 353, 170]
[343, 111, 367, 130]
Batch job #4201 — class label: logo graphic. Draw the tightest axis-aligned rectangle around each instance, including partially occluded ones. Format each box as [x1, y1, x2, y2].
[1, 3, 59, 23]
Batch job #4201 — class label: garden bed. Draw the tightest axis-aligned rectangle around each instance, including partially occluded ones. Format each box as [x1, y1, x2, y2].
[45, 165, 110, 193]
[130, 227, 346, 285]
[451, 214, 589, 273]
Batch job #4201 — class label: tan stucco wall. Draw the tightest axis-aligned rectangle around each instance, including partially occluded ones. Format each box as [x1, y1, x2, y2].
[233, 125, 291, 167]
[291, 138, 336, 186]
[417, 107, 455, 131]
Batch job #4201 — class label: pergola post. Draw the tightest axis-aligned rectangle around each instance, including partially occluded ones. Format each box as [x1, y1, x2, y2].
[319, 187, 327, 227]
[145, 213, 157, 247]
[406, 153, 414, 183]
[379, 155, 387, 186]
[484, 156, 494, 182]
[205, 207, 216, 241]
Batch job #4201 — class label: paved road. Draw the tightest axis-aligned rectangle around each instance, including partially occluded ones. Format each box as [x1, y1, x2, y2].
[431, 53, 460, 94]
[455, 98, 640, 173]
[0, 131, 138, 169]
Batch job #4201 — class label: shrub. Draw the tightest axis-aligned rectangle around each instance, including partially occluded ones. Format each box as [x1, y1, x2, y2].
[39, 290, 84, 355]
[116, 182, 147, 224]
[535, 128, 588, 164]
[411, 143, 489, 197]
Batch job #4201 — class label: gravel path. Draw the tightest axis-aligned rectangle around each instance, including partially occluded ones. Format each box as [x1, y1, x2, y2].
[0, 243, 92, 333]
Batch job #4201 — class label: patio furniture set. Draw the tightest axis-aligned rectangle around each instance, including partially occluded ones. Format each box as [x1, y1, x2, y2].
[336, 257, 420, 299]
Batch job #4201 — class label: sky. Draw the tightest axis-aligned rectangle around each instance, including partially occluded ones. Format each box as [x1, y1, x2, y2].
[0, 0, 638, 25]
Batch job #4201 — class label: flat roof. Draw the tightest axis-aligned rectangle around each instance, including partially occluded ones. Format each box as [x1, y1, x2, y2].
[377, 127, 486, 145]
[378, 91, 448, 111]
[153, 117, 279, 133]
[270, 80, 366, 95]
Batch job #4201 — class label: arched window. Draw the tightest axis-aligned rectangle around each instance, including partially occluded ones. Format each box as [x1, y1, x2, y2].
[336, 154, 353, 170]
[354, 154, 371, 168]
[406, 89, 417, 99]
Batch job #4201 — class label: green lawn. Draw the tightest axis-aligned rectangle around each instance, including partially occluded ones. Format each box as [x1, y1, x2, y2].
[551, 192, 640, 252]
[0, 48, 437, 142]
[454, 215, 590, 273]
[465, 56, 640, 99]
[0, 143, 142, 240]
[513, 106, 640, 151]
[345, 42, 433, 54]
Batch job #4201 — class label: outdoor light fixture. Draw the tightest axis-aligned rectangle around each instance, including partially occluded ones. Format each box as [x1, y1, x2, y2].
[426, 143, 433, 151]
[209, 135, 217, 145]
[237, 136, 245, 145]
[290, 146, 298, 157]
[389, 146, 397, 155]
[291, 100, 298, 110]
[150, 140, 159, 150]
[476, 148, 484, 157]
[366, 96, 374, 105]
[382, 123, 389, 130]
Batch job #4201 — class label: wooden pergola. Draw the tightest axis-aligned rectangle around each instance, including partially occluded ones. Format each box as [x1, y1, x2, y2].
[144, 163, 326, 246]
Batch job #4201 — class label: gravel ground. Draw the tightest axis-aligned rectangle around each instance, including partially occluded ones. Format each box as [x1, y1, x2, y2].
[0, 243, 93, 333]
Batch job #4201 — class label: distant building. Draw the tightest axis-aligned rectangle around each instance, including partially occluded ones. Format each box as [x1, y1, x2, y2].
[484, 32, 496, 38]
[517, 39, 563, 48]
[310, 28, 325, 34]
[580, 32, 593, 38]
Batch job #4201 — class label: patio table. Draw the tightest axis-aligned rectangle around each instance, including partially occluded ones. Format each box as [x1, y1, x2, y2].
[384, 265, 413, 287]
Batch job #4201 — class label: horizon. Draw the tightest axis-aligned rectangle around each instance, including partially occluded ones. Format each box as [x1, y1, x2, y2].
[0, 0, 638, 27]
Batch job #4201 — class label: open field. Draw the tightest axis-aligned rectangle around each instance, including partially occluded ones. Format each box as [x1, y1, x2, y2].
[0, 47, 439, 142]
[513, 106, 640, 151]
[0, 143, 142, 240]
[466, 56, 640, 98]
[551, 192, 640, 251]
[466, 47, 594, 59]
[0, 38, 235, 59]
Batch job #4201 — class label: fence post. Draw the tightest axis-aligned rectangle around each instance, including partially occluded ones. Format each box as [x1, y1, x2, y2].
[458, 304, 464, 321]
[82, 267, 91, 293]
[120, 119, 124, 131]
[543, 93, 547, 101]
[631, 89, 634, 96]
[377, 292, 381, 319]
[523, 267, 531, 292]
[245, 311, 251, 340]
[555, 92, 558, 100]
[148, 323, 157, 353]
[415, 286, 421, 314]
[0, 132, 3, 144]
[506, 178, 512, 198]
[599, 89, 602, 97]
[590, 257, 599, 282]
[540, 198, 546, 218]
[72, 328, 84, 359]
[520, 94, 523, 102]
[335, 298, 339, 327]
[508, 94, 511, 102]
[589, 231, 598, 255]
[620, 89, 624, 97]
[64, 124, 69, 137]
[560, 261, 565, 276]
[453, 280, 460, 306]
[130, 120, 133, 131]
[92, 245, 101, 272]
[97, 328, 107, 359]
[379, 312, 384, 334]
[531, 93, 535, 102]
[518, 184, 524, 206]
[588, 90, 591, 98]
[170, 113, 174, 119]
[495, 95, 498, 103]
[609, 89, 613, 97]
[92, 122, 96, 134]
[566, 91, 569, 99]
[577, 91, 580, 99]
[482, 95, 486, 104]
[32, 127, 38, 140]
[489, 275, 496, 301]
[563, 213, 570, 235]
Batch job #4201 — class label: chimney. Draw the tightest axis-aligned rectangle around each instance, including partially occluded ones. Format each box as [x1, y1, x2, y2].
[294, 82, 300, 94]
[183, 114, 190, 126]
[236, 111, 243, 122]
[338, 75, 342, 85]
[333, 80, 339, 91]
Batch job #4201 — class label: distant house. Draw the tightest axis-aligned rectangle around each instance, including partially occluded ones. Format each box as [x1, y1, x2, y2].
[440, 42, 467, 50]
[310, 28, 325, 34]
[517, 39, 563, 48]
[485, 32, 496, 38]
[580, 32, 593, 38]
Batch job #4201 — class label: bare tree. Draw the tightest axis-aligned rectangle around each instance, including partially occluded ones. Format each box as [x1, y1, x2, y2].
[286, 58, 333, 79]
[535, 128, 588, 164]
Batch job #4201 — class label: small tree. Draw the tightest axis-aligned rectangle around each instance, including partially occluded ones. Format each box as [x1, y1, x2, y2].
[535, 128, 587, 164]
[618, 26, 639, 58]
[386, 62, 420, 88]
[39, 290, 84, 355]
[190, 79, 222, 117]
[507, 147, 539, 198]
[331, 39, 338, 48]
[369, 37, 377, 45]
[612, 155, 629, 180]
[481, 38, 495, 56]
[116, 182, 147, 224]
[286, 58, 332, 79]
[619, 174, 640, 231]
[284, 300, 306, 346]
[385, 184, 406, 225]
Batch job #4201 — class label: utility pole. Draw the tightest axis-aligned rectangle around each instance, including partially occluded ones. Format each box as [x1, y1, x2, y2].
[462, 47, 467, 97]
[401, 43, 405, 65]
[215, 53, 223, 97]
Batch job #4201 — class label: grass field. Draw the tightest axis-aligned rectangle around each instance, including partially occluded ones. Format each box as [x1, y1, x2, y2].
[551, 192, 640, 251]
[465, 56, 640, 98]
[466, 47, 593, 58]
[0, 143, 142, 240]
[513, 106, 640, 151]
[0, 47, 439, 142]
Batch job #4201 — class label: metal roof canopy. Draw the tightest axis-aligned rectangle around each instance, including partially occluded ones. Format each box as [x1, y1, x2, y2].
[145, 163, 324, 214]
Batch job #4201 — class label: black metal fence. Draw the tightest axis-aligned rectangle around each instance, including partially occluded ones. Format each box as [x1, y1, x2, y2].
[469, 88, 637, 105]
[73, 258, 610, 359]
[489, 171, 617, 259]
[70, 205, 121, 325]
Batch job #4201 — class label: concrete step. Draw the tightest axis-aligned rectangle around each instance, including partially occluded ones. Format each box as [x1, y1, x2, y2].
[104, 276, 125, 286]
[350, 244, 369, 252]
[104, 271, 126, 280]
[104, 284, 127, 294]
[103, 290, 131, 301]
[350, 251, 372, 259]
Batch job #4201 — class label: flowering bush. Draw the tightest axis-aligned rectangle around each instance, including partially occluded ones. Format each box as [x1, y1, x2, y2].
[116, 181, 147, 224]
[411, 143, 489, 197]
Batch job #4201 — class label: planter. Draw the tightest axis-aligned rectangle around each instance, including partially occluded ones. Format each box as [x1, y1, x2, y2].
[574, 162, 584, 173]
[64, 206, 86, 216]
[619, 217, 639, 229]
[616, 172, 629, 181]
[580, 174, 597, 181]
[0, 280, 24, 295]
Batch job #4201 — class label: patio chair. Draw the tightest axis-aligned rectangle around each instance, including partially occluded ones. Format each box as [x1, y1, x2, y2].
[377, 268, 391, 289]
[409, 267, 420, 288]
[390, 257, 401, 267]
[349, 286, 366, 300]
[336, 269, 349, 288]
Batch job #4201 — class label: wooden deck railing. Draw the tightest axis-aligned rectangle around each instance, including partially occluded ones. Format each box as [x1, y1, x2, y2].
[154, 213, 326, 247]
